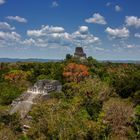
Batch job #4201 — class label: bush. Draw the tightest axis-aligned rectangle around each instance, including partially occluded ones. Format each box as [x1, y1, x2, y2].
[0, 127, 17, 140]
[134, 105, 140, 138]
[133, 90, 140, 105]
[0, 82, 22, 105]
[28, 99, 89, 140]
[102, 98, 134, 138]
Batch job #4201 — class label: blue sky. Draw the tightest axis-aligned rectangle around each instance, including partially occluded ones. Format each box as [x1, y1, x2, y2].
[0, 0, 140, 60]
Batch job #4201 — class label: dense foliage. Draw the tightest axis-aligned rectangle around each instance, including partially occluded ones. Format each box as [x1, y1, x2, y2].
[0, 57, 140, 140]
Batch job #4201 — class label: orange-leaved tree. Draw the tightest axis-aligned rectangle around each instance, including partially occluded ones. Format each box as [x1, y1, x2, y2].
[4, 70, 31, 90]
[63, 63, 89, 82]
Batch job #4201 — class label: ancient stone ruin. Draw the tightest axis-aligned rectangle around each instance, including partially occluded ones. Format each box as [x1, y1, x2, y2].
[28, 80, 62, 94]
[74, 47, 86, 59]
[10, 80, 62, 118]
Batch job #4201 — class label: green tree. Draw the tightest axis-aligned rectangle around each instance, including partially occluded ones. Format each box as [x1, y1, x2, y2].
[102, 98, 134, 139]
[0, 82, 22, 105]
[66, 54, 72, 60]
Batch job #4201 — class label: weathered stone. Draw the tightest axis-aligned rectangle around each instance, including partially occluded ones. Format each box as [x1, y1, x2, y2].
[74, 47, 86, 59]
[10, 80, 62, 118]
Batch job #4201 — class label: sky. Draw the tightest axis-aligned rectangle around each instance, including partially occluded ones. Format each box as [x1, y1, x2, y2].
[0, 0, 140, 60]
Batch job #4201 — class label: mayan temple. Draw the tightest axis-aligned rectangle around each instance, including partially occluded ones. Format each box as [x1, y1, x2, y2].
[74, 47, 86, 59]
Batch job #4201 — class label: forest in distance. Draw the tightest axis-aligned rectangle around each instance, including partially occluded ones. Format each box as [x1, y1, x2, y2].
[0, 55, 140, 140]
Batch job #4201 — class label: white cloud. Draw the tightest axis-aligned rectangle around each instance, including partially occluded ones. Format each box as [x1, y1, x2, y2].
[50, 27, 64, 33]
[0, 31, 22, 47]
[135, 33, 140, 39]
[106, 2, 111, 7]
[27, 25, 72, 47]
[112, 40, 139, 52]
[0, 22, 15, 30]
[105, 27, 129, 39]
[6, 16, 27, 23]
[115, 5, 122, 12]
[125, 16, 140, 28]
[0, 31, 21, 41]
[72, 26, 100, 46]
[51, 1, 59, 7]
[0, 24, 101, 51]
[27, 29, 43, 37]
[0, 0, 5, 5]
[26, 25, 100, 48]
[85, 13, 107, 25]
[126, 44, 136, 49]
[27, 25, 65, 37]
[72, 26, 99, 42]
[95, 47, 104, 51]
[22, 38, 36, 46]
[79, 26, 89, 34]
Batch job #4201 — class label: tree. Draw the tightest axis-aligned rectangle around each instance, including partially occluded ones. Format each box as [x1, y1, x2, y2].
[63, 63, 89, 82]
[0, 127, 17, 140]
[28, 99, 90, 140]
[102, 98, 134, 139]
[0, 82, 22, 105]
[4, 70, 31, 90]
[66, 54, 72, 60]
[134, 105, 140, 138]
[4, 70, 28, 83]
[0, 113, 22, 140]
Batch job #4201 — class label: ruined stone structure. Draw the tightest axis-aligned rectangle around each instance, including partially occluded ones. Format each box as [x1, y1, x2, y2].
[10, 80, 62, 118]
[28, 80, 62, 94]
[74, 47, 86, 59]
